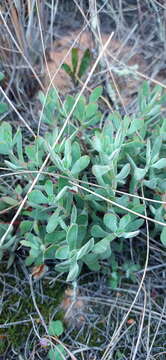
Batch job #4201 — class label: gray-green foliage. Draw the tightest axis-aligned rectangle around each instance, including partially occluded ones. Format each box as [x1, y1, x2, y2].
[0, 82, 166, 283]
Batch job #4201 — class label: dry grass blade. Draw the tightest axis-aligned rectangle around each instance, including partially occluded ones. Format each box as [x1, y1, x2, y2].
[0, 1, 45, 101]
[106, 48, 166, 90]
[131, 286, 147, 360]
[0, 85, 36, 137]
[146, 300, 166, 359]
[7, 0, 24, 52]
[27, 0, 32, 16]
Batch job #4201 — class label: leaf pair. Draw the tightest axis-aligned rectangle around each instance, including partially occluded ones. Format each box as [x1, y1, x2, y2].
[62, 47, 91, 85]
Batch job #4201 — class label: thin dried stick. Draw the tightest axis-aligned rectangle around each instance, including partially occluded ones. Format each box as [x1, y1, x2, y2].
[0, 85, 36, 137]
[69, 181, 166, 227]
[145, 299, 166, 359]
[8, 1, 24, 52]
[0, 169, 166, 206]
[131, 286, 147, 360]
[105, 48, 166, 90]
[46, 335, 78, 360]
[0, 9, 44, 91]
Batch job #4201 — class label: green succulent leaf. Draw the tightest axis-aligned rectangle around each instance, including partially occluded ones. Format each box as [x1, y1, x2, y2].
[89, 86, 103, 102]
[85, 103, 98, 119]
[67, 262, 79, 281]
[104, 213, 118, 232]
[76, 238, 94, 260]
[55, 245, 69, 260]
[160, 227, 166, 246]
[44, 180, 54, 197]
[119, 214, 131, 231]
[134, 167, 147, 181]
[74, 96, 85, 121]
[83, 253, 100, 271]
[72, 47, 79, 73]
[61, 63, 73, 78]
[151, 158, 166, 169]
[93, 234, 115, 254]
[92, 164, 110, 186]
[78, 48, 91, 78]
[66, 223, 78, 251]
[122, 230, 140, 238]
[46, 211, 59, 233]
[116, 163, 130, 181]
[48, 320, 64, 336]
[0, 122, 12, 154]
[0, 72, 4, 81]
[0, 103, 8, 114]
[1, 196, 18, 206]
[91, 225, 109, 238]
[48, 345, 66, 360]
[28, 190, 48, 204]
[71, 155, 90, 176]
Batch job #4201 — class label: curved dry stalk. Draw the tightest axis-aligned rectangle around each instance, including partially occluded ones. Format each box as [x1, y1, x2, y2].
[29, 274, 48, 334]
[69, 181, 166, 227]
[1, 169, 166, 206]
[131, 286, 147, 360]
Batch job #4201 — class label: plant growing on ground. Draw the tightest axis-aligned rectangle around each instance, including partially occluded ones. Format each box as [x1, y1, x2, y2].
[0, 82, 166, 284]
[62, 47, 91, 86]
[47, 320, 66, 360]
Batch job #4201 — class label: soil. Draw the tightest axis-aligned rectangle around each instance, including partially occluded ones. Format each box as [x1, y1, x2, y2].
[44, 30, 147, 107]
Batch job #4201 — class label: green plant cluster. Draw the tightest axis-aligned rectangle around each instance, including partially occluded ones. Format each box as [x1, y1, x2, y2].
[0, 80, 166, 283]
[62, 47, 91, 86]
